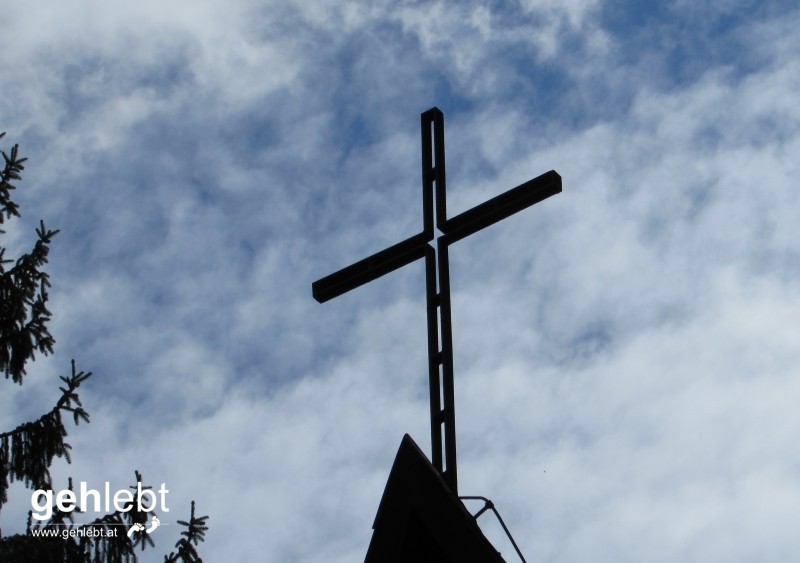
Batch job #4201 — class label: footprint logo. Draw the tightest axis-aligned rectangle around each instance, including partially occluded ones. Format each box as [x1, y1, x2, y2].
[127, 515, 161, 537]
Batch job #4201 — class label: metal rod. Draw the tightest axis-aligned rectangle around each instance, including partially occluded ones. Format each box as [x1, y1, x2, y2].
[460, 496, 528, 563]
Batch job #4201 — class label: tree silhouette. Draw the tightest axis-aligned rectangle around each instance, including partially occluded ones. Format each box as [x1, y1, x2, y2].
[0, 132, 208, 563]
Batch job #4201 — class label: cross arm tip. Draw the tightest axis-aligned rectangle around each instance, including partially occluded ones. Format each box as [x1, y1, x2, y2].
[312, 231, 430, 303]
[441, 169, 562, 244]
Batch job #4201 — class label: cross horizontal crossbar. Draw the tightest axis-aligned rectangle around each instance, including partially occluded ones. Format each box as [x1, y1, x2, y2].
[312, 170, 561, 304]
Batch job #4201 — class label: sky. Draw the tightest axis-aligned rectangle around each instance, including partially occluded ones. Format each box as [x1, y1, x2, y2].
[1, 0, 800, 561]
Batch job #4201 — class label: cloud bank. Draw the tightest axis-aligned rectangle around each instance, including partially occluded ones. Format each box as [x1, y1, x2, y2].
[2, 1, 800, 561]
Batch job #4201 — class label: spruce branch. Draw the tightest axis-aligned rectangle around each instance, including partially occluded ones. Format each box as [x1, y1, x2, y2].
[0, 361, 91, 512]
[0, 131, 26, 223]
[126, 470, 155, 551]
[164, 501, 208, 563]
[0, 133, 59, 384]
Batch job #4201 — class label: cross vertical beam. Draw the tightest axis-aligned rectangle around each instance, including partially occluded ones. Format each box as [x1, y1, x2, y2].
[421, 109, 458, 491]
[312, 108, 562, 495]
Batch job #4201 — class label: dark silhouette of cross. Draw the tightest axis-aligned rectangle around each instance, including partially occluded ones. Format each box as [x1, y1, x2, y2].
[313, 108, 561, 494]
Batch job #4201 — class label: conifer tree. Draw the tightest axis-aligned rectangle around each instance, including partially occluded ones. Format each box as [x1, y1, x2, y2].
[0, 132, 209, 563]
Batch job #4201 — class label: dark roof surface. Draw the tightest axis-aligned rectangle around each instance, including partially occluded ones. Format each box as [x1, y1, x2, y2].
[365, 434, 506, 563]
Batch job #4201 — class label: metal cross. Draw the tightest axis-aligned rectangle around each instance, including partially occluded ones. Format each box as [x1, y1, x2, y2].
[313, 108, 561, 494]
